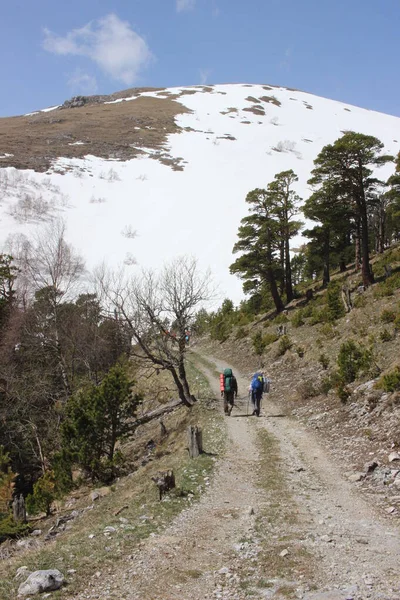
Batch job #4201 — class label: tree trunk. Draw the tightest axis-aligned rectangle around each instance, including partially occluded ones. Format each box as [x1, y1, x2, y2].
[284, 234, 293, 301]
[357, 159, 374, 286]
[187, 426, 203, 458]
[12, 494, 26, 523]
[355, 220, 361, 272]
[268, 270, 285, 313]
[322, 228, 330, 287]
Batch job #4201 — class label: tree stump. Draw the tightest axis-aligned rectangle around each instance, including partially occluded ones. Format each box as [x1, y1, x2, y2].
[187, 425, 203, 458]
[151, 470, 175, 500]
[12, 494, 26, 523]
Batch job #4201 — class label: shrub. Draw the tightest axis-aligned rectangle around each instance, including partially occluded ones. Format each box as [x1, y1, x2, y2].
[380, 328, 393, 342]
[291, 310, 305, 328]
[310, 307, 331, 325]
[380, 309, 396, 324]
[301, 304, 313, 318]
[26, 471, 55, 516]
[0, 515, 30, 543]
[252, 331, 266, 356]
[374, 272, 400, 298]
[377, 366, 400, 393]
[319, 323, 336, 339]
[263, 332, 279, 345]
[326, 281, 345, 320]
[295, 345, 305, 358]
[337, 340, 373, 384]
[394, 314, 400, 330]
[277, 335, 292, 356]
[319, 353, 330, 370]
[297, 379, 319, 399]
[320, 372, 341, 395]
[274, 313, 289, 324]
[353, 294, 367, 308]
[235, 327, 247, 340]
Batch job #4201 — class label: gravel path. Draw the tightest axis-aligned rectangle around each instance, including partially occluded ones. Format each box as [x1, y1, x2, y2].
[72, 354, 400, 600]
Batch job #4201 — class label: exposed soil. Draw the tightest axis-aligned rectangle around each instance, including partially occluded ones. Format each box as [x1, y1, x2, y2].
[0, 92, 190, 172]
[68, 352, 400, 600]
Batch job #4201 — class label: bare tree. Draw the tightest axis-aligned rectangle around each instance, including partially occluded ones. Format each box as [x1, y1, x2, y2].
[96, 256, 212, 407]
[10, 220, 85, 396]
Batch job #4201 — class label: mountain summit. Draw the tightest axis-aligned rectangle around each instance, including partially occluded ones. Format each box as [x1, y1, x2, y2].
[1, 83, 399, 301]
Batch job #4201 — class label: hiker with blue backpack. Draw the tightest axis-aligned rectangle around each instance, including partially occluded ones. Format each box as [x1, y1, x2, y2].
[220, 368, 238, 416]
[250, 372, 270, 416]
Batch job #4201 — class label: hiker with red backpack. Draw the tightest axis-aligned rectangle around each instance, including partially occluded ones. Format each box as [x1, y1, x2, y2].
[250, 372, 269, 416]
[220, 368, 238, 416]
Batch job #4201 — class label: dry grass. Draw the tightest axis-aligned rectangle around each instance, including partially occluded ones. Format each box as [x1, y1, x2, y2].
[0, 92, 190, 172]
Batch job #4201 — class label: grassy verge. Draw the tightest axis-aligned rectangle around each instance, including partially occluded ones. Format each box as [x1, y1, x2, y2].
[0, 365, 225, 599]
[239, 428, 315, 597]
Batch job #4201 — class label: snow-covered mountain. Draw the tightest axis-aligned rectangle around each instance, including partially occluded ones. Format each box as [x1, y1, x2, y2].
[1, 83, 400, 303]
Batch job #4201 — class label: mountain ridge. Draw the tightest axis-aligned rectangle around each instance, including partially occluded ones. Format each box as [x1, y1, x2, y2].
[1, 83, 400, 302]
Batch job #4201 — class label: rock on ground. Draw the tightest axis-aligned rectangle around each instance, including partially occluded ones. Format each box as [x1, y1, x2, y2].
[18, 569, 65, 597]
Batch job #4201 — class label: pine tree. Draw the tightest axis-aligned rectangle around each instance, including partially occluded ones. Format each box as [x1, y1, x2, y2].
[62, 363, 141, 481]
[309, 132, 392, 287]
[266, 170, 303, 301]
[230, 188, 284, 313]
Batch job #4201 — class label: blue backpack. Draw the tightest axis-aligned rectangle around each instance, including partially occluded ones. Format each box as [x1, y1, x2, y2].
[251, 373, 264, 391]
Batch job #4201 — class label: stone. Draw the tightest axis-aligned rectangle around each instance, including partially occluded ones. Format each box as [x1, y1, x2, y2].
[218, 567, 230, 575]
[364, 460, 378, 474]
[15, 567, 31, 581]
[279, 549, 289, 557]
[90, 491, 100, 502]
[30, 529, 42, 537]
[385, 506, 396, 514]
[18, 570, 64, 597]
[247, 506, 255, 516]
[348, 472, 364, 483]
[388, 452, 400, 462]
[104, 526, 117, 534]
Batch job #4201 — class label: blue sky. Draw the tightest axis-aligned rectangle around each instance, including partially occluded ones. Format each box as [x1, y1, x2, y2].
[1, 0, 399, 117]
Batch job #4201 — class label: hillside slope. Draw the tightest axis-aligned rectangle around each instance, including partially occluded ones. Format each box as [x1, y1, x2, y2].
[1, 83, 400, 301]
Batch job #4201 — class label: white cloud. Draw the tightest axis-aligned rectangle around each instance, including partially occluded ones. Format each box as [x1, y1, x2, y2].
[43, 14, 153, 85]
[176, 0, 196, 13]
[68, 69, 98, 94]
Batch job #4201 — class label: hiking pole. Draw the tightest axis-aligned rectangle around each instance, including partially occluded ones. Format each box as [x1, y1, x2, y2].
[247, 390, 250, 416]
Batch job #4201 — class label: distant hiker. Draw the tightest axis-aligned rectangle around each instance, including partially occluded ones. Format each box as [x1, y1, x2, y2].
[220, 368, 238, 416]
[250, 372, 270, 416]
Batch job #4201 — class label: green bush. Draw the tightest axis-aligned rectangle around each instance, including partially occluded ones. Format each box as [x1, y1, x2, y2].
[26, 471, 56, 516]
[295, 345, 305, 358]
[263, 332, 279, 345]
[301, 304, 313, 318]
[291, 310, 305, 328]
[337, 340, 373, 384]
[394, 314, 400, 330]
[252, 331, 266, 356]
[277, 335, 292, 356]
[319, 323, 336, 339]
[374, 272, 400, 298]
[326, 281, 346, 320]
[310, 307, 331, 325]
[377, 366, 400, 392]
[320, 372, 341, 395]
[353, 294, 367, 308]
[0, 515, 30, 543]
[380, 328, 393, 342]
[319, 353, 330, 370]
[380, 309, 396, 323]
[273, 313, 289, 324]
[235, 327, 247, 340]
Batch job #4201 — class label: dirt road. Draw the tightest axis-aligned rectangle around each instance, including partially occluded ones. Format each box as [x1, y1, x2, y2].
[74, 354, 400, 600]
